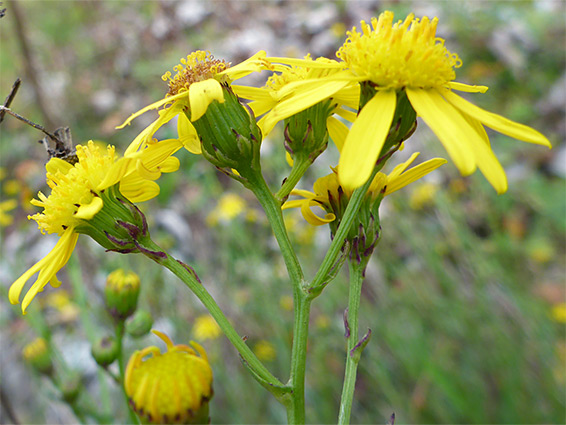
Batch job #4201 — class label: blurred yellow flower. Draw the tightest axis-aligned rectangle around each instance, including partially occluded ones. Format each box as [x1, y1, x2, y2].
[253, 340, 276, 362]
[279, 295, 294, 312]
[206, 193, 247, 226]
[0, 198, 17, 226]
[125, 330, 213, 424]
[551, 303, 566, 324]
[409, 182, 439, 210]
[192, 315, 222, 340]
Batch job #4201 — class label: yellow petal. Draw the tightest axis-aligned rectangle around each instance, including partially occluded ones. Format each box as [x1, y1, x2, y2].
[300, 199, 336, 226]
[262, 79, 352, 135]
[135, 159, 161, 181]
[189, 79, 224, 121]
[46, 158, 74, 175]
[338, 90, 397, 191]
[98, 157, 135, 191]
[124, 103, 184, 155]
[177, 113, 201, 154]
[327, 116, 348, 152]
[220, 50, 268, 80]
[385, 158, 447, 195]
[406, 88, 476, 175]
[9, 229, 78, 314]
[447, 82, 489, 93]
[266, 56, 343, 69]
[137, 138, 183, 172]
[75, 196, 104, 219]
[120, 179, 160, 203]
[281, 199, 305, 210]
[117, 92, 187, 129]
[442, 89, 552, 148]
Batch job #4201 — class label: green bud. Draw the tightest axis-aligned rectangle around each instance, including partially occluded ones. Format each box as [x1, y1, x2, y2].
[23, 337, 52, 375]
[91, 336, 119, 367]
[191, 84, 262, 178]
[284, 98, 333, 164]
[104, 269, 140, 320]
[59, 372, 82, 403]
[125, 310, 154, 338]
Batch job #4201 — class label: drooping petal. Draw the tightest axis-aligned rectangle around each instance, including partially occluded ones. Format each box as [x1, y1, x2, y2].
[442, 89, 552, 147]
[281, 199, 306, 210]
[117, 92, 188, 130]
[327, 116, 348, 152]
[338, 90, 397, 190]
[177, 114, 201, 154]
[189, 79, 225, 121]
[406, 88, 476, 175]
[10, 228, 79, 313]
[125, 103, 185, 155]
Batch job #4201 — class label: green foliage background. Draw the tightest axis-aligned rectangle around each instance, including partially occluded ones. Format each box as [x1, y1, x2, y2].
[1, 1, 564, 424]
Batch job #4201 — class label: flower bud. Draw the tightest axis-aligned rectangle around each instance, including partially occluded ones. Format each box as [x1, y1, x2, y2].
[125, 310, 154, 338]
[105, 269, 140, 320]
[23, 337, 52, 375]
[60, 372, 82, 403]
[192, 85, 262, 178]
[283, 98, 333, 164]
[91, 336, 119, 367]
[125, 330, 213, 424]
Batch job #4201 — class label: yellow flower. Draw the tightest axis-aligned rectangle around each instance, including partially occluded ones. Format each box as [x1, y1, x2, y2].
[236, 55, 359, 149]
[9, 140, 182, 314]
[0, 198, 17, 226]
[205, 193, 247, 227]
[409, 182, 439, 210]
[253, 340, 276, 362]
[266, 12, 551, 193]
[551, 303, 566, 324]
[23, 337, 52, 374]
[118, 50, 271, 155]
[283, 152, 446, 226]
[125, 330, 213, 424]
[192, 315, 222, 341]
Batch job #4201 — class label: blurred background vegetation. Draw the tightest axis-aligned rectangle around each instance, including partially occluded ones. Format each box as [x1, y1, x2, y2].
[0, 0, 564, 424]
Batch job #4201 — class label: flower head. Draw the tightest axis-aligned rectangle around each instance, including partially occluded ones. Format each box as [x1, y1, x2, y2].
[118, 50, 270, 156]
[192, 315, 222, 341]
[23, 337, 52, 374]
[283, 153, 446, 227]
[9, 140, 181, 314]
[125, 330, 213, 424]
[263, 11, 551, 193]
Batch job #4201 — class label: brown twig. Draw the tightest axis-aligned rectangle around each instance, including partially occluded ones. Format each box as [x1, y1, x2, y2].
[9, 0, 57, 130]
[0, 78, 22, 123]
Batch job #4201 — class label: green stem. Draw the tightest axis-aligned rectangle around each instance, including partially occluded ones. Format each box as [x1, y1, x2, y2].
[286, 290, 311, 424]
[338, 260, 365, 424]
[246, 169, 304, 287]
[115, 321, 140, 425]
[67, 255, 113, 422]
[141, 239, 285, 393]
[309, 168, 378, 293]
[275, 154, 312, 203]
[244, 168, 312, 423]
